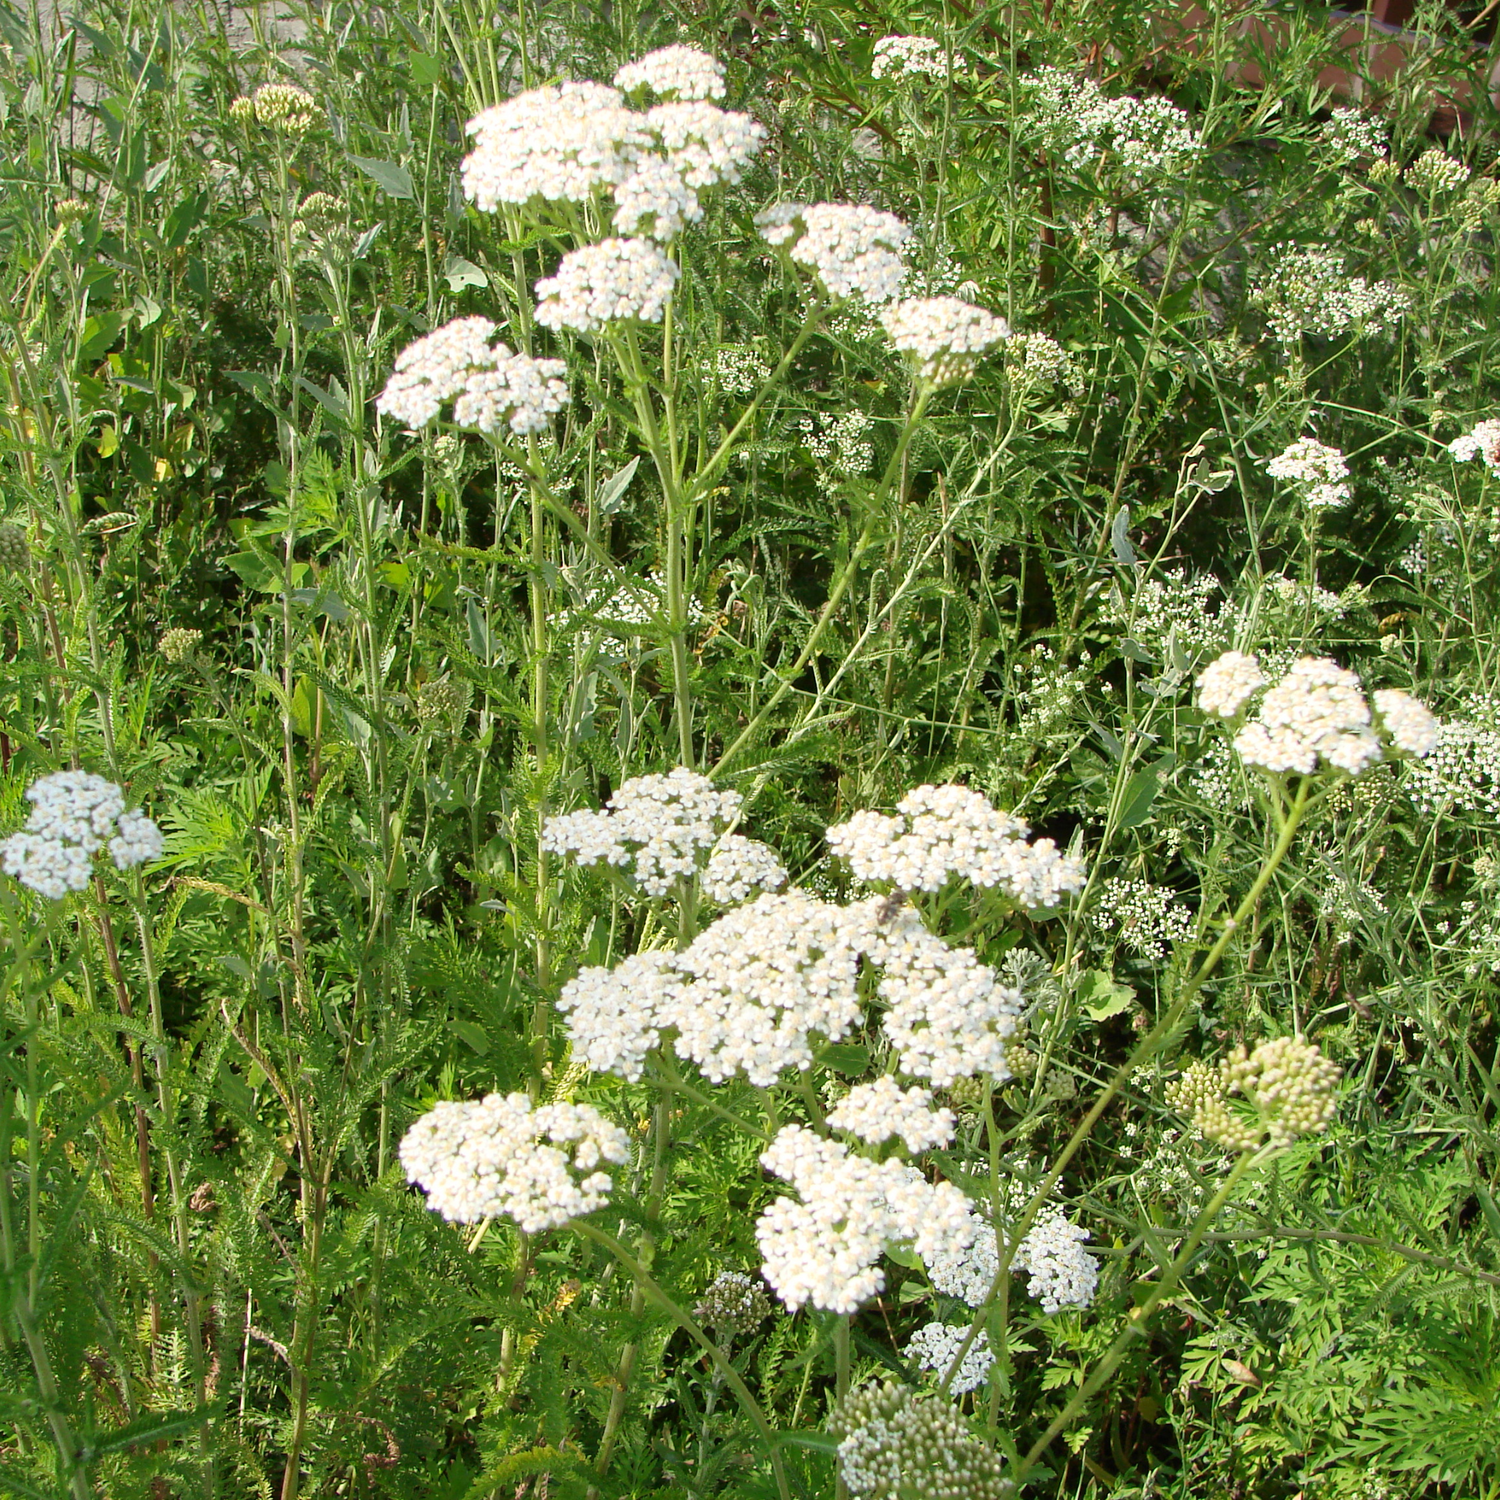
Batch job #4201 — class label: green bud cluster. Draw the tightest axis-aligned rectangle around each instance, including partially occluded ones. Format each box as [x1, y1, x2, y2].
[416, 676, 472, 733]
[1168, 1036, 1340, 1151]
[159, 628, 202, 665]
[832, 1381, 1010, 1500]
[693, 1271, 770, 1337]
[0, 521, 30, 573]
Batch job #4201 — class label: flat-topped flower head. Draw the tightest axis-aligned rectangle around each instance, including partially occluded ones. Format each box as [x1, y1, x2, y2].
[376, 317, 570, 436]
[881, 297, 1009, 386]
[1, 770, 163, 899]
[756, 1125, 973, 1312]
[1197, 649, 1265, 719]
[534, 238, 680, 333]
[1447, 418, 1500, 475]
[542, 768, 741, 896]
[612, 155, 703, 238]
[760, 203, 911, 302]
[399, 1091, 629, 1230]
[615, 45, 726, 101]
[462, 82, 647, 211]
[826, 1078, 956, 1152]
[905, 1322, 994, 1394]
[871, 36, 945, 81]
[1015, 1209, 1098, 1314]
[644, 102, 763, 187]
[1372, 688, 1439, 756]
[1264, 437, 1351, 509]
[1173, 1035, 1341, 1151]
[1233, 656, 1380, 775]
[826, 783, 1085, 909]
[1252, 244, 1411, 343]
[701, 834, 787, 905]
[250, 82, 317, 132]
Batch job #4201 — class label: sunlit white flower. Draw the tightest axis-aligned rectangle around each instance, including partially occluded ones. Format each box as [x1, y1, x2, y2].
[534, 238, 680, 333]
[762, 203, 910, 302]
[905, 1321, 993, 1394]
[1197, 649, 1265, 718]
[1264, 437, 1351, 510]
[880, 296, 1009, 386]
[1, 770, 162, 898]
[645, 101, 765, 188]
[702, 834, 787, 905]
[1233, 656, 1380, 775]
[615, 45, 726, 101]
[1373, 688, 1439, 756]
[1015, 1210, 1098, 1314]
[827, 1078, 956, 1152]
[612, 155, 703, 238]
[1447, 418, 1500, 475]
[399, 1091, 629, 1230]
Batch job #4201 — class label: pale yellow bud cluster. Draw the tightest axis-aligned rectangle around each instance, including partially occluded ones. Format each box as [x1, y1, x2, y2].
[1168, 1036, 1340, 1151]
[158, 627, 202, 664]
[230, 82, 317, 134]
[54, 198, 89, 225]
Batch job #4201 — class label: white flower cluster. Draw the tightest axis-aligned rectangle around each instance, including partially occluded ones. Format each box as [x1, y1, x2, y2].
[556, 949, 677, 1081]
[542, 767, 741, 896]
[756, 1125, 974, 1312]
[375, 316, 570, 435]
[712, 343, 772, 395]
[1233, 656, 1381, 775]
[759, 203, 911, 302]
[864, 902, 1024, 1085]
[1103, 566, 1224, 658]
[1405, 148, 1469, 195]
[1447, 418, 1500, 476]
[1, 770, 163, 899]
[1251, 244, 1411, 343]
[1405, 698, 1500, 815]
[1372, 688, 1440, 756]
[1321, 106, 1386, 165]
[871, 35, 945, 81]
[826, 783, 1085, 909]
[462, 82, 647, 210]
[614, 45, 726, 101]
[905, 1321, 993, 1394]
[1023, 67, 1200, 177]
[702, 834, 787, 905]
[800, 410, 875, 490]
[1091, 878, 1195, 961]
[1197, 649, 1265, 718]
[398, 1091, 629, 1231]
[534, 238, 680, 333]
[1005, 331, 1077, 392]
[1264, 437, 1352, 510]
[879, 297, 1009, 386]
[1015, 1210, 1099, 1314]
[827, 1078, 956, 1152]
[461, 60, 762, 244]
[923, 1205, 1098, 1314]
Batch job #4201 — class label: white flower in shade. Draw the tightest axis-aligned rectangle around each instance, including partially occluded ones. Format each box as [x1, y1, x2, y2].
[1, 770, 162, 898]
[615, 45, 726, 101]
[534, 238, 680, 333]
[871, 35, 945, 81]
[612, 155, 703, 238]
[827, 1078, 956, 1152]
[1233, 656, 1380, 775]
[763, 203, 911, 302]
[1373, 688, 1439, 756]
[644, 102, 765, 188]
[1447, 418, 1500, 475]
[1197, 649, 1265, 718]
[826, 784, 1085, 909]
[756, 1125, 974, 1313]
[904, 1321, 993, 1394]
[702, 835, 787, 905]
[399, 1091, 629, 1231]
[1264, 437, 1351, 510]
[866, 903, 1023, 1085]
[924, 1217, 1000, 1307]
[880, 297, 1010, 386]
[1251, 244, 1410, 343]
[1015, 1210, 1099, 1314]
[542, 768, 741, 896]
[556, 949, 680, 1081]
[1022, 67, 1199, 177]
[666, 891, 873, 1085]
[461, 83, 647, 210]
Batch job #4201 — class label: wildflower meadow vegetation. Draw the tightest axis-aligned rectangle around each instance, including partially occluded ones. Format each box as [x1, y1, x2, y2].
[4, 0, 1500, 1495]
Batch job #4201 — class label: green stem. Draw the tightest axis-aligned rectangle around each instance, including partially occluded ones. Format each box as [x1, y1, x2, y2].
[571, 1220, 792, 1500]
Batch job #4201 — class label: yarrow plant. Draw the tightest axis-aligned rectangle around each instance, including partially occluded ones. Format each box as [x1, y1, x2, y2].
[1264, 436, 1352, 510]
[1, 770, 163, 899]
